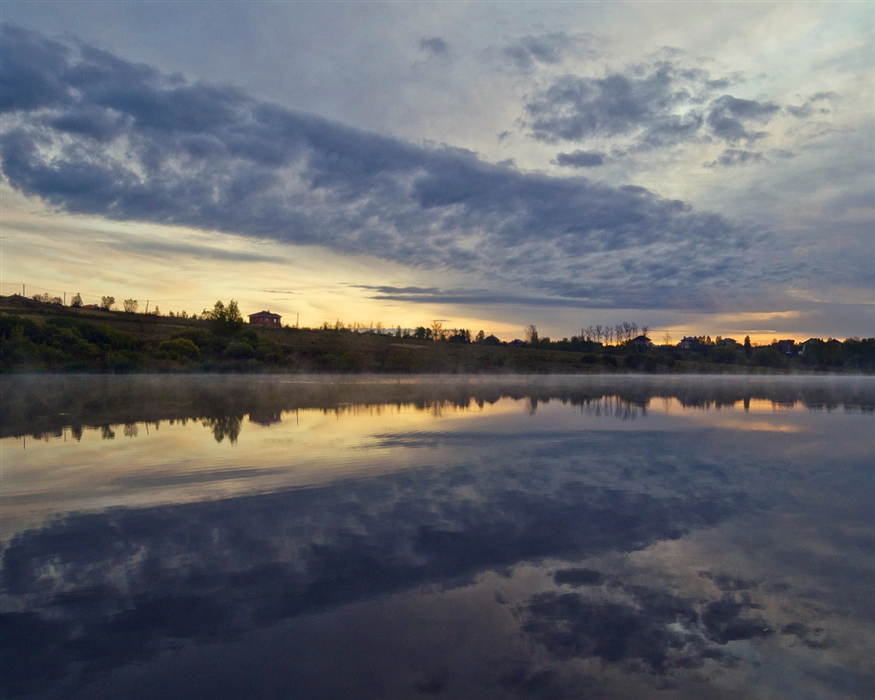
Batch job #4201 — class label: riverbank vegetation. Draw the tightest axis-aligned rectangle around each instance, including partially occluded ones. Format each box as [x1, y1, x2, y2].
[2, 295, 873, 374]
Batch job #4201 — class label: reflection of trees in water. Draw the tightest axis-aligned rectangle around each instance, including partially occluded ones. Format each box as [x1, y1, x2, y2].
[4, 376, 873, 439]
[317, 399, 477, 421]
[100, 424, 115, 440]
[202, 415, 243, 444]
[123, 423, 138, 438]
[248, 411, 282, 427]
[578, 396, 646, 421]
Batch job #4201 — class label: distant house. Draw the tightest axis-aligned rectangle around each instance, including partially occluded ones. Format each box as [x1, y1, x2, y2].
[248, 310, 282, 326]
[82, 304, 101, 310]
[631, 335, 653, 349]
[776, 339, 797, 355]
[678, 337, 699, 350]
[800, 338, 842, 354]
[718, 337, 739, 347]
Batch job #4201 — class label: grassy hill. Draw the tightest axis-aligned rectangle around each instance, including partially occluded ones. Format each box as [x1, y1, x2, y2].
[0, 295, 586, 373]
[2, 295, 872, 374]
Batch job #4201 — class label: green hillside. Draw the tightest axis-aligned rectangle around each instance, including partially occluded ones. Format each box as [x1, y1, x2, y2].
[2, 295, 873, 374]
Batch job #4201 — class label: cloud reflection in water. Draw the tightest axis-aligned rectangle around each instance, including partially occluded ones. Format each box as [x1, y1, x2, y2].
[1, 376, 873, 699]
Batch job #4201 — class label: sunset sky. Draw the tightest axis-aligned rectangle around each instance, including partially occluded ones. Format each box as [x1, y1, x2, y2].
[1, 2, 872, 342]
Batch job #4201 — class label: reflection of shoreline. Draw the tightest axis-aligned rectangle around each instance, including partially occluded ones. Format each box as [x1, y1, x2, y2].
[3, 375, 873, 440]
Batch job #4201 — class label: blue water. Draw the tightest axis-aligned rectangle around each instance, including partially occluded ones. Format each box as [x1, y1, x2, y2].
[2, 375, 873, 699]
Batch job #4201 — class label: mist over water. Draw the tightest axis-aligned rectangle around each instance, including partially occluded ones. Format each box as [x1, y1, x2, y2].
[2, 376, 873, 699]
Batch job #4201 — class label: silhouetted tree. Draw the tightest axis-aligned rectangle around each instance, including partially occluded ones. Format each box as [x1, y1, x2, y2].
[204, 415, 242, 444]
[209, 299, 244, 335]
[100, 296, 115, 311]
[71, 293, 83, 308]
[123, 299, 138, 313]
[31, 292, 61, 304]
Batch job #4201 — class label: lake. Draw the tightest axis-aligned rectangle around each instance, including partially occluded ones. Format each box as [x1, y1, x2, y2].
[2, 375, 873, 699]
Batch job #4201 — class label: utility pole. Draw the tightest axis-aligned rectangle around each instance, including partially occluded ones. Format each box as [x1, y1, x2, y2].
[145, 300, 149, 314]
[63, 292, 66, 306]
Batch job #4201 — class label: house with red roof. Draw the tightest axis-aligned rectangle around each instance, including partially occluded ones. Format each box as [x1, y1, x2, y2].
[248, 310, 282, 326]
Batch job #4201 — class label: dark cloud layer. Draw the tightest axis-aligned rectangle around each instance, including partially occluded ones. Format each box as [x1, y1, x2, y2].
[554, 149, 605, 168]
[1, 26, 771, 309]
[523, 60, 797, 159]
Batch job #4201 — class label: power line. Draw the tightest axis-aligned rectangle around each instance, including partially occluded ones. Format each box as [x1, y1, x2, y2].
[1, 281, 214, 307]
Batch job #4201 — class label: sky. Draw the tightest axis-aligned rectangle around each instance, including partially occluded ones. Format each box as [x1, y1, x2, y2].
[1, 1, 872, 342]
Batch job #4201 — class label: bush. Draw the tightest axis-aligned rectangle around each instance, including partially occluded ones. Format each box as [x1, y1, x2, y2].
[710, 346, 738, 364]
[752, 347, 785, 368]
[158, 338, 201, 361]
[224, 341, 256, 360]
[172, 327, 210, 348]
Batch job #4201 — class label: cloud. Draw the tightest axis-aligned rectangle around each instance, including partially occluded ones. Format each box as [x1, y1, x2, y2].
[419, 36, 450, 58]
[353, 284, 443, 296]
[705, 148, 767, 168]
[522, 60, 793, 152]
[786, 91, 836, 118]
[355, 284, 616, 309]
[500, 32, 577, 71]
[706, 95, 779, 143]
[554, 150, 605, 168]
[0, 25, 773, 310]
[523, 62, 710, 145]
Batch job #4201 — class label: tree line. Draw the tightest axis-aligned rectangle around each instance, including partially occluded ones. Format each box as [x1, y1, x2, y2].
[12, 294, 875, 372]
[579, 322, 649, 345]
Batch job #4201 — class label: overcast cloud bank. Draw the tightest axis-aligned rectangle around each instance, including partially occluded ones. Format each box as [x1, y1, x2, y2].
[0, 24, 776, 311]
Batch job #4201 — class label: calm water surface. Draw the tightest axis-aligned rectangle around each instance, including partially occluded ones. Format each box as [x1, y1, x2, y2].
[2, 375, 873, 699]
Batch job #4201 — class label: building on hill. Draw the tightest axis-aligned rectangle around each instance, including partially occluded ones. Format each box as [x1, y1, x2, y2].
[248, 310, 282, 326]
[678, 337, 699, 350]
[776, 339, 798, 355]
[631, 335, 653, 349]
[800, 338, 842, 354]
